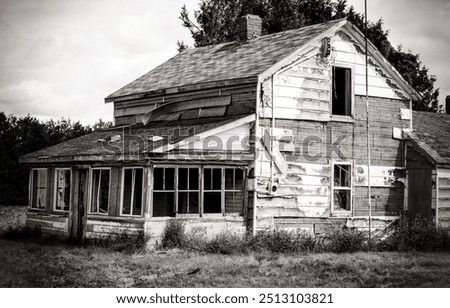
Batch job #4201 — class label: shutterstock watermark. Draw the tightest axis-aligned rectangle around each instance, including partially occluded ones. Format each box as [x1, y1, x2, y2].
[99, 126, 348, 162]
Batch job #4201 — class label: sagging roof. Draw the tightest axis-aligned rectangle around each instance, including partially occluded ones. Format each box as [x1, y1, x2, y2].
[106, 19, 345, 102]
[405, 111, 450, 166]
[20, 115, 252, 163]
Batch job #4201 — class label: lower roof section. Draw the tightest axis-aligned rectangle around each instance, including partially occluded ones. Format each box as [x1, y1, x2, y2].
[20, 114, 255, 164]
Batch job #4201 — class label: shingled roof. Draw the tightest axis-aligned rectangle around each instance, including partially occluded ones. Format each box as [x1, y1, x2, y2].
[106, 19, 346, 101]
[406, 111, 450, 165]
[20, 115, 250, 163]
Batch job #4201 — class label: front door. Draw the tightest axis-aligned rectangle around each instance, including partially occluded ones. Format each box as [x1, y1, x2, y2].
[71, 169, 89, 239]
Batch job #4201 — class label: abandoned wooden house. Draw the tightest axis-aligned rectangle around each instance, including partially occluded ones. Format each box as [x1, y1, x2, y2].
[19, 15, 449, 244]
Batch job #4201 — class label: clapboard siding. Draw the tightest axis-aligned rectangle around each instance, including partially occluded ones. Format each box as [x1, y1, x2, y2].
[144, 217, 246, 246]
[438, 171, 450, 229]
[260, 29, 409, 122]
[26, 212, 69, 237]
[85, 217, 145, 238]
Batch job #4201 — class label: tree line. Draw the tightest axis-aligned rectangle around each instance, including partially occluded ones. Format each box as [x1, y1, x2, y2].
[0, 112, 112, 205]
[178, 0, 441, 112]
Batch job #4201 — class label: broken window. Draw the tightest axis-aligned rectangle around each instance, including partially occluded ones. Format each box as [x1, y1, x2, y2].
[204, 168, 223, 214]
[31, 169, 47, 209]
[55, 169, 71, 211]
[225, 168, 245, 214]
[332, 66, 352, 116]
[153, 167, 176, 217]
[152, 166, 245, 217]
[121, 168, 144, 216]
[333, 164, 352, 211]
[91, 169, 110, 214]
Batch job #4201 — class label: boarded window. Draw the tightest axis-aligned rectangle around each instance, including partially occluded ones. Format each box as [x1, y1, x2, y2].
[55, 169, 70, 211]
[91, 169, 110, 214]
[31, 169, 47, 209]
[333, 164, 352, 211]
[332, 67, 352, 116]
[153, 167, 176, 217]
[122, 168, 144, 216]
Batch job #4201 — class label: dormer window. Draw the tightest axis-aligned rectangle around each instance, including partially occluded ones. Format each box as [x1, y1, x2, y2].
[332, 66, 352, 116]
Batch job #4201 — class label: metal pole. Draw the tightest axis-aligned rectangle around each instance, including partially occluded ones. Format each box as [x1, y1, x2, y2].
[365, 0, 372, 245]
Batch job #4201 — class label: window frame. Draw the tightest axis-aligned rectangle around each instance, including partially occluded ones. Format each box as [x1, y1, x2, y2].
[177, 166, 201, 216]
[29, 168, 48, 210]
[330, 64, 354, 120]
[203, 167, 225, 216]
[151, 165, 246, 218]
[331, 161, 353, 213]
[53, 168, 72, 212]
[120, 167, 145, 217]
[89, 167, 111, 215]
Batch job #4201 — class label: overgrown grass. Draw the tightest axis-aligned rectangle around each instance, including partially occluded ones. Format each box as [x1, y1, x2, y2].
[0, 224, 146, 255]
[1, 239, 450, 287]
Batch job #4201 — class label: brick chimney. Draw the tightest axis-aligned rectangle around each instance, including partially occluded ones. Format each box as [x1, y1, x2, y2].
[238, 14, 262, 41]
[446, 95, 450, 114]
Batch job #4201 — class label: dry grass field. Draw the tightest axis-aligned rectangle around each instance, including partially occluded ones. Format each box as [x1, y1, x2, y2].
[1, 206, 450, 288]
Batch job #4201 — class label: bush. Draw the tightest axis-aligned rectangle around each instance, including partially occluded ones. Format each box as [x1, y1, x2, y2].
[161, 220, 186, 249]
[0, 225, 41, 240]
[248, 229, 316, 254]
[73, 232, 146, 254]
[382, 216, 450, 252]
[204, 232, 248, 254]
[323, 227, 366, 253]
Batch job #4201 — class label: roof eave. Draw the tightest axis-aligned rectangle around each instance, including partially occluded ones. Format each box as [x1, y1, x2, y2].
[105, 76, 258, 103]
[258, 19, 348, 82]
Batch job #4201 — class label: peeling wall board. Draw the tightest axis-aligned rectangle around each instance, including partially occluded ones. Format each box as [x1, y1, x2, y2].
[354, 165, 405, 187]
[278, 174, 330, 186]
[274, 86, 330, 101]
[287, 162, 331, 176]
[257, 184, 329, 197]
[257, 195, 329, 207]
[261, 108, 330, 121]
[177, 123, 250, 151]
[274, 75, 330, 91]
[332, 32, 408, 100]
[273, 96, 329, 111]
[257, 206, 329, 218]
[26, 218, 67, 230]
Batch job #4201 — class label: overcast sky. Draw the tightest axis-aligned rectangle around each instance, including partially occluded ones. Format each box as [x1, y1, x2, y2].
[0, 0, 449, 125]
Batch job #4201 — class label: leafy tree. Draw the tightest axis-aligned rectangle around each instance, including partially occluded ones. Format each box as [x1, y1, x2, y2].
[0, 113, 112, 205]
[179, 0, 440, 112]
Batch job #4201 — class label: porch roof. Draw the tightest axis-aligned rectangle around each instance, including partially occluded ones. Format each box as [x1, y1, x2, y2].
[20, 115, 252, 164]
